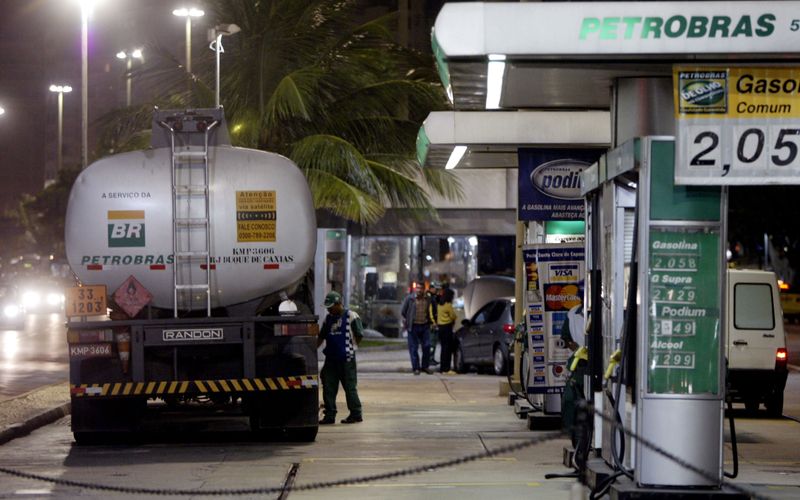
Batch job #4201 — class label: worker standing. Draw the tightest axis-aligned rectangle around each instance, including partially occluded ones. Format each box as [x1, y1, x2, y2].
[318, 291, 364, 424]
[560, 303, 587, 444]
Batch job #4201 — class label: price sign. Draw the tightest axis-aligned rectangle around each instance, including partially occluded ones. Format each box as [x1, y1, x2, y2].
[65, 285, 108, 318]
[647, 229, 720, 395]
[675, 66, 800, 185]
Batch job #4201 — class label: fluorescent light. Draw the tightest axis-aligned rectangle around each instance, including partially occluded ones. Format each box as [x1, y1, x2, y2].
[444, 145, 467, 170]
[174, 7, 204, 17]
[486, 59, 506, 109]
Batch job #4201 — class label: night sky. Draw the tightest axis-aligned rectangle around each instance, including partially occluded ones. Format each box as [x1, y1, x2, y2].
[0, 0, 187, 211]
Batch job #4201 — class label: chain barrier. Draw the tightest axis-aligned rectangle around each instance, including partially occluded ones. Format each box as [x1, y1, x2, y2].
[581, 401, 774, 500]
[0, 403, 783, 498]
[0, 431, 563, 496]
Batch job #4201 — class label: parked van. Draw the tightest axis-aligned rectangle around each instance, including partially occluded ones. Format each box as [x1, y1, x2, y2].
[726, 269, 789, 416]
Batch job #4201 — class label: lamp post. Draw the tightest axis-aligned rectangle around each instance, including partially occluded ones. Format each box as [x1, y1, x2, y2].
[49, 85, 73, 174]
[173, 7, 204, 75]
[209, 24, 240, 108]
[116, 49, 143, 107]
[78, 0, 98, 169]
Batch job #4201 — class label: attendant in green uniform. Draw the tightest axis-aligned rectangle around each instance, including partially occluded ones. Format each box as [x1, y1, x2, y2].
[318, 291, 364, 424]
[560, 303, 587, 444]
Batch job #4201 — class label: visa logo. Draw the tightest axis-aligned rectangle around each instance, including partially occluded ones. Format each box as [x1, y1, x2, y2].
[107, 210, 145, 247]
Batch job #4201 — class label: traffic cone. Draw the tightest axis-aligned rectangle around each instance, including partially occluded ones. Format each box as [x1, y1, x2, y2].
[116, 330, 131, 374]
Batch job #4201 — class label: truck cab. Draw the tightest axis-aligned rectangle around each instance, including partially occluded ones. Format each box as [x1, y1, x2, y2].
[726, 269, 788, 416]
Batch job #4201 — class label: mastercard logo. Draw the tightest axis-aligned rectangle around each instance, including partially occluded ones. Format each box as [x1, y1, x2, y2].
[544, 284, 581, 311]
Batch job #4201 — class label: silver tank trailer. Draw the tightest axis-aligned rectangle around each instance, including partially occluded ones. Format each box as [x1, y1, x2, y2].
[65, 144, 316, 311]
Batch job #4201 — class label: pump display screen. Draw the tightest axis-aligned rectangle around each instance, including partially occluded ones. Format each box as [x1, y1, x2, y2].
[647, 228, 720, 395]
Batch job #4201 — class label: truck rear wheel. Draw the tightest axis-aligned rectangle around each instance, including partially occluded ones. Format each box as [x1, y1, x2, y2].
[766, 392, 784, 418]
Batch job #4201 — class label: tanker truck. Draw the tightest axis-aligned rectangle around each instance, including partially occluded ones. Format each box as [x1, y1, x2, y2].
[64, 108, 320, 443]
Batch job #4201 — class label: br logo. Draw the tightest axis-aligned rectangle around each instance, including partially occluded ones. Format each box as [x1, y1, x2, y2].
[107, 210, 145, 247]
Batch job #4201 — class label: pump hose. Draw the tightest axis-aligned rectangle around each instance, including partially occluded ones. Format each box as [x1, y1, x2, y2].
[609, 198, 639, 481]
[507, 321, 541, 411]
[589, 469, 627, 500]
[724, 396, 739, 478]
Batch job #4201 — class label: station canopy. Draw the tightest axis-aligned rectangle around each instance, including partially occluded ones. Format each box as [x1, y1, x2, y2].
[417, 110, 610, 169]
[432, 1, 800, 110]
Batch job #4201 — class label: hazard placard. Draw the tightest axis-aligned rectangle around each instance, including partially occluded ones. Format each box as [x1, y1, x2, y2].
[65, 285, 107, 317]
[112, 275, 153, 318]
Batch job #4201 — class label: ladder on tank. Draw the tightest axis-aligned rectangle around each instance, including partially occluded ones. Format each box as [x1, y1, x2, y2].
[158, 113, 219, 317]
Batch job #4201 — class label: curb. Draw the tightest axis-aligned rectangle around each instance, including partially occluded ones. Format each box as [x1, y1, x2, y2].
[0, 402, 71, 446]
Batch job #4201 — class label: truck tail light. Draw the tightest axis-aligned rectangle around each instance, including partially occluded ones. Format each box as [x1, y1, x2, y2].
[274, 323, 319, 337]
[503, 323, 515, 335]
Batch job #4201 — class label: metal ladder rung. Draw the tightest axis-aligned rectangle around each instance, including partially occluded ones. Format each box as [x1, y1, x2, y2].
[173, 150, 207, 160]
[175, 251, 209, 258]
[175, 218, 208, 226]
[174, 185, 208, 194]
[175, 284, 210, 291]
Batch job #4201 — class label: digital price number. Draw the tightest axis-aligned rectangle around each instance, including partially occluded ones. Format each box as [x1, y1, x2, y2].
[682, 124, 800, 177]
[653, 319, 697, 336]
[650, 286, 697, 303]
[652, 352, 696, 370]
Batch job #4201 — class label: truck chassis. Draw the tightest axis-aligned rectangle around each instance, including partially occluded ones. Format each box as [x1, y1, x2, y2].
[67, 314, 319, 443]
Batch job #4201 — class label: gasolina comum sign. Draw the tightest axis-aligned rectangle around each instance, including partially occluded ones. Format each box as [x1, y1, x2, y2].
[674, 66, 800, 185]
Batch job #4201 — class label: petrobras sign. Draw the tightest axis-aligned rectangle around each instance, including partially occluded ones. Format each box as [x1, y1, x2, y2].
[518, 149, 603, 221]
[434, 2, 800, 57]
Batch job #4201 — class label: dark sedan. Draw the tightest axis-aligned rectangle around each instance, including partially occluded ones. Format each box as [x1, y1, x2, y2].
[454, 297, 515, 375]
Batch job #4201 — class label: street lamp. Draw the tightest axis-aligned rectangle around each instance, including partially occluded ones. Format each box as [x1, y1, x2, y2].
[49, 85, 73, 174]
[77, 0, 100, 169]
[208, 24, 240, 108]
[172, 7, 204, 75]
[116, 48, 143, 107]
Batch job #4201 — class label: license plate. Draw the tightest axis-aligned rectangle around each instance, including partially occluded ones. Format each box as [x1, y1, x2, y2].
[69, 343, 113, 359]
[65, 286, 108, 318]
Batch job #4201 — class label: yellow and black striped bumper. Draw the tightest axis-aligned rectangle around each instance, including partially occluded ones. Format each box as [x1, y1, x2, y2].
[71, 375, 318, 397]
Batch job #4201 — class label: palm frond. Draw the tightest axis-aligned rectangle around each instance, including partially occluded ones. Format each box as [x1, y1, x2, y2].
[304, 168, 385, 224]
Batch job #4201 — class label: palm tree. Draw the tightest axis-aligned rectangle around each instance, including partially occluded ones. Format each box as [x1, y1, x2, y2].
[99, 0, 460, 225]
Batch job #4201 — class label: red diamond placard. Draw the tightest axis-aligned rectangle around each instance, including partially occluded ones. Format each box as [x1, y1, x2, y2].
[112, 275, 153, 318]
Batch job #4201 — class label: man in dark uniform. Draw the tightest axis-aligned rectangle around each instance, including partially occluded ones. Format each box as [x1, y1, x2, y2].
[318, 291, 364, 424]
[560, 303, 587, 444]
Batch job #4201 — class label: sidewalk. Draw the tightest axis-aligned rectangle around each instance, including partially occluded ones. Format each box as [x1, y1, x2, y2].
[0, 382, 69, 445]
[1, 371, 799, 499]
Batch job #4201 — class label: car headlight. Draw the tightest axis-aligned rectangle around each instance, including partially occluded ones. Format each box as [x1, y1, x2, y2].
[3, 304, 21, 318]
[46, 292, 64, 307]
[21, 291, 41, 309]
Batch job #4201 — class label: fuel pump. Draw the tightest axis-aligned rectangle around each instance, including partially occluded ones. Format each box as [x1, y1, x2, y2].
[582, 137, 728, 497]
